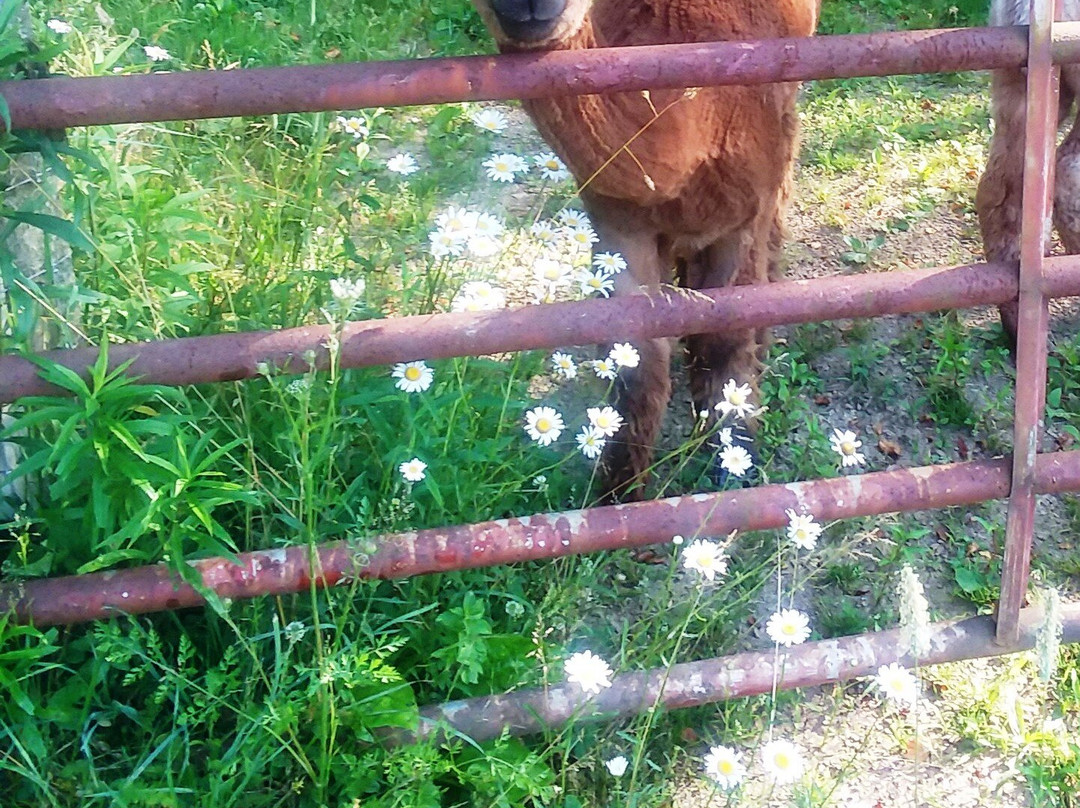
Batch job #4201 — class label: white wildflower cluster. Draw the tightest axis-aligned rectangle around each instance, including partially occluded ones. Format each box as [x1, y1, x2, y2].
[523, 341, 648, 458]
[700, 739, 805, 789]
[549, 343, 637, 385]
[144, 44, 171, 62]
[451, 280, 507, 312]
[897, 564, 932, 658]
[329, 276, 366, 314]
[429, 206, 507, 262]
[1035, 586, 1064, 682]
[521, 402, 627, 460]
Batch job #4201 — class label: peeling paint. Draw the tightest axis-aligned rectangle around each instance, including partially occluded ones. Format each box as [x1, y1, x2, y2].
[263, 548, 288, 566]
[555, 510, 588, 534]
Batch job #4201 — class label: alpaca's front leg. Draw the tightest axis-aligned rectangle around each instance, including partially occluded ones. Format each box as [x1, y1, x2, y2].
[585, 209, 671, 501]
[600, 336, 672, 501]
[680, 228, 773, 486]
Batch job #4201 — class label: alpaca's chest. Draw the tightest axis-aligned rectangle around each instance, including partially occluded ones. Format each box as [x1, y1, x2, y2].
[523, 82, 799, 237]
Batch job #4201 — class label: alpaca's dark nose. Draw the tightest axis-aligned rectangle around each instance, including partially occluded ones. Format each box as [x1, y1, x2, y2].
[490, 0, 567, 42]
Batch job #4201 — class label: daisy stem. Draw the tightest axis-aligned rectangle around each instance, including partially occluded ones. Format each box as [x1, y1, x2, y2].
[627, 586, 705, 798]
[768, 528, 784, 741]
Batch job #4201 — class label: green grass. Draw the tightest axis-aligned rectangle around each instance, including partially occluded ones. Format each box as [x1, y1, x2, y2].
[2, 0, 1078, 805]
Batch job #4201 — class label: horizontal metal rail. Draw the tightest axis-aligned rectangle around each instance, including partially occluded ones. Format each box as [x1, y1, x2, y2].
[3, 256, 1080, 403]
[398, 603, 1080, 743]
[10, 25, 1080, 131]
[4, 451, 1079, 626]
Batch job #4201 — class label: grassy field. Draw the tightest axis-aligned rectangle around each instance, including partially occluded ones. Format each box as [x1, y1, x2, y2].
[2, 0, 1078, 805]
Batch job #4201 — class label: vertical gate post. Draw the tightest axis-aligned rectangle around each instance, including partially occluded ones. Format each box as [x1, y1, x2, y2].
[997, 0, 1061, 645]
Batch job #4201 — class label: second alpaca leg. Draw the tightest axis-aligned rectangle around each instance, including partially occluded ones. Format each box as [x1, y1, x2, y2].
[976, 67, 1028, 346]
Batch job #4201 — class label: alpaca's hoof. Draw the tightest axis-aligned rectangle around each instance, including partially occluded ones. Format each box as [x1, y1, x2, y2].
[707, 427, 758, 488]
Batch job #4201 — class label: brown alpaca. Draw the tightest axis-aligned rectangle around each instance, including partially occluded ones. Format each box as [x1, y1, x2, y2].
[472, 0, 820, 499]
[978, 0, 1080, 341]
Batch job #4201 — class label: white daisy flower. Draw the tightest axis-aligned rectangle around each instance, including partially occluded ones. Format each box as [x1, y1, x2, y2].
[587, 406, 624, 437]
[451, 281, 506, 312]
[470, 108, 509, 133]
[143, 45, 172, 62]
[563, 650, 613, 695]
[703, 745, 745, 789]
[592, 358, 618, 380]
[604, 755, 629, 777]
[534, 152, 570, 181]
[557, 209, 591, 229]
[336, 115, 369, 139]
[551, 352, 577, 379]
[716, 427, 733, 447]
[524, 406, 565, 446]
[608, 343, 640, 369]
[473, 212, 505, 238]
[435, 206, 480, 237]
[576, 426, 606, 459]
[766, 609, 812, 646]
[681, 539, 728, 582]
[873, 662, 919, 706]
[579, 269, 615, 297]
[386, 153, 419, 175]
[830, 428, 866, 467]
[761, 739, 805, 784]
[568, 224, 600, 249]
[466, 235, 503, 258]
[329, 277, 366, 312]
[428, 227, 466, 259]
[530, 220, 561, 244]
[719, 444, 753, 477]
[399, 457, 427, 482]
[484, 153, 526, 182]
[392, 360, 434, 393]
[715, 379, 754, 419]
[593, 251, 627, 273]
[785, 509, 823, 551]
[47, 19, 73, 34]
[534, 257, 573, 288]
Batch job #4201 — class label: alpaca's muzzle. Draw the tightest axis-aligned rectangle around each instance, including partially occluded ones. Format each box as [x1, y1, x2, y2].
[490, 0, 566, 42]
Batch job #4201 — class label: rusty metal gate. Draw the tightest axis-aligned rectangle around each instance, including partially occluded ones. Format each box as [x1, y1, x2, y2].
[2, 0, 1080, 742]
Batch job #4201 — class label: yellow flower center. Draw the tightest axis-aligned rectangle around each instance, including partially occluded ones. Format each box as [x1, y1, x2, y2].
[536, 418, 552, 433]
[841, 440, 856, 455]
[782, 623, 797, 635]
[404, 367, 421, 381]
[729, 390, 745, 406]
[775, 752, 791, 769]
[718, 760, 734, 775]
